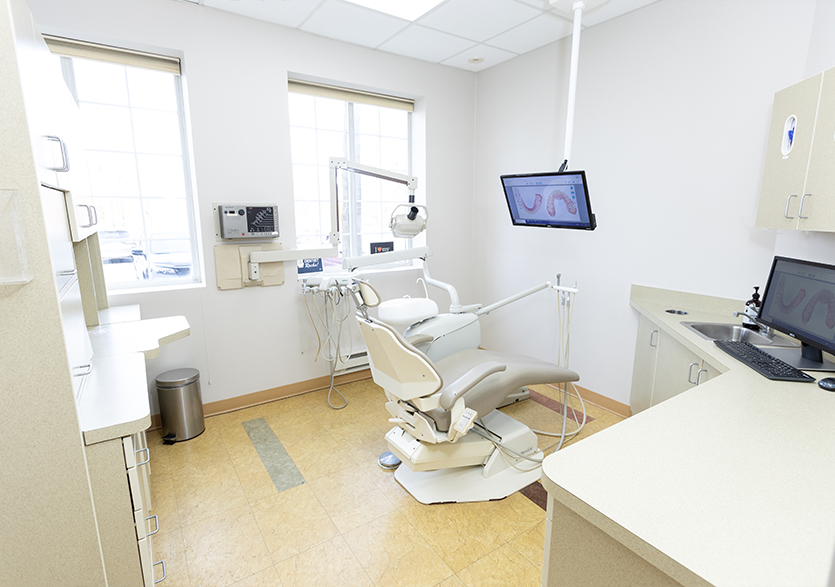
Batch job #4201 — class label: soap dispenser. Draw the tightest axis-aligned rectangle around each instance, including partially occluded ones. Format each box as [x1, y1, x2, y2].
[741, 286, 761, 330]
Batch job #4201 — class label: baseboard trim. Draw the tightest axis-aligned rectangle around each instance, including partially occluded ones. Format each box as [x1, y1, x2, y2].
[149, 369, 371, 431]
[547, 382, 632, 418]
[148, 369, 630, 431]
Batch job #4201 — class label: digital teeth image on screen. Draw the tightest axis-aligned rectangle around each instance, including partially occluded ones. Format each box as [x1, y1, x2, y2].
[512, 186, 578, 222]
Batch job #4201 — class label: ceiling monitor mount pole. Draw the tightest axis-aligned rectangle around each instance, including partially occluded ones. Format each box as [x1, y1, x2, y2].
[553, 0, 585, 172]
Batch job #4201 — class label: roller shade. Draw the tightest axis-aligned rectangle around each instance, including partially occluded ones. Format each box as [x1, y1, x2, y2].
[43, 35, 181, 75]
[288, 79, 413, 112]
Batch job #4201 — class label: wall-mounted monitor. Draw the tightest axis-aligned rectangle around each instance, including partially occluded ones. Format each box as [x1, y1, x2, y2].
[757, 256, 835, 371]
[500, 170, 596, 230]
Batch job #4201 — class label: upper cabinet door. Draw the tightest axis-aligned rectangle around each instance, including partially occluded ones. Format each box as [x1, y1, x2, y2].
[798, 67, 835, 232]
[756, 73, 822, 230]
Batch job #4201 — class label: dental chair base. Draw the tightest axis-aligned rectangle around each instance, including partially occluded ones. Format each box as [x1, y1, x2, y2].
[386, 410, 542, 504]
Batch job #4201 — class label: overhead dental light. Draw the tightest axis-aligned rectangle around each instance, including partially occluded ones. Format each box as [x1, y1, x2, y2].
[329, 157, 427, 241]
[390, 204, 428, 238]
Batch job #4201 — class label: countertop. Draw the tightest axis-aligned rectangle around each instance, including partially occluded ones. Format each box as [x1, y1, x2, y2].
[541, 285, 835, 587]
[78, 307, 190, 445]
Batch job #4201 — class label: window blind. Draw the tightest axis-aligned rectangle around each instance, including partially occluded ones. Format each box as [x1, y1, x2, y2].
[288, 79, 413, 112]
[42, 35, 181, 75]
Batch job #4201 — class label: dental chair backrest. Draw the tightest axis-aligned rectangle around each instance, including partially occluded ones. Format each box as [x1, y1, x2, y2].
[357, 316, 443, 401]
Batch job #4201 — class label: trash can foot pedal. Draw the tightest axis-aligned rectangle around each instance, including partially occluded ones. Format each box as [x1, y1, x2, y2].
[162, 433, 177, 445]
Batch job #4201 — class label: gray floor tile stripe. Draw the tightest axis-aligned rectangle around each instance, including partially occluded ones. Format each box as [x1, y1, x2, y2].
[242, 417, 305, 493]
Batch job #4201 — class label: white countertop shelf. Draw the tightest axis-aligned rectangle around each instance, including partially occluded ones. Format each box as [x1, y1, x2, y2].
[542, 285, 835, 587]
[78, 352, 150, 446]
[78, 314, 190, 444]
[88, 315, 190, 359]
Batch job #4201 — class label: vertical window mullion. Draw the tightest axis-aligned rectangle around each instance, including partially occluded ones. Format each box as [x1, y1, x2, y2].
[347, 103, 360, 258]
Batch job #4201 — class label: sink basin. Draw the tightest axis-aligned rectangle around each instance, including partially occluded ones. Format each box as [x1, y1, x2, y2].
[681, 322, 799, 347]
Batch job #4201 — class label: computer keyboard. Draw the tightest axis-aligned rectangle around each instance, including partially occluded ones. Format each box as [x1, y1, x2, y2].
[713, 340, 816, 382]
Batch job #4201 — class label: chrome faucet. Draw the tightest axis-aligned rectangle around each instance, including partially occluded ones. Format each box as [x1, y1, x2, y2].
[732, 311, 772, 336]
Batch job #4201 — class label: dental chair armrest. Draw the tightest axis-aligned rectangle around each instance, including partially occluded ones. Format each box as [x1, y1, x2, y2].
[405, 334, 434, 346]
[439, 361, 506, 410]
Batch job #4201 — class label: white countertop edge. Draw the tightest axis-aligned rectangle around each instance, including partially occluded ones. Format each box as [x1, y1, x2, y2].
[78, 352, 151, 445]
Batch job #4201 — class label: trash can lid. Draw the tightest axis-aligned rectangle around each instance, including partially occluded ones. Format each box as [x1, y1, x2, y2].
[156, 368, 200, 388]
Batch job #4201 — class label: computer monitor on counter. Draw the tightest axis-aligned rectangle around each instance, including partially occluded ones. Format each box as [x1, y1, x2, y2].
[757, 256, 835, 371]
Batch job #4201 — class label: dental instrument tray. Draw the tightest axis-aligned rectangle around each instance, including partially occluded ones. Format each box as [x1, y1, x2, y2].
[713, 340, 815, 382]
[501, 170, 596, 230]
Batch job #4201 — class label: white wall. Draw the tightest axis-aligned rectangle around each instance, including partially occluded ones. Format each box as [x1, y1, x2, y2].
[25, 0, 477, 408]
[472, 0, 820, 405]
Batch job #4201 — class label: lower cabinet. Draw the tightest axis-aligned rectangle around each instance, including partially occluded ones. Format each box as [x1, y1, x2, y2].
[630, 315, 719, 413]
[85, 430, 163, 587]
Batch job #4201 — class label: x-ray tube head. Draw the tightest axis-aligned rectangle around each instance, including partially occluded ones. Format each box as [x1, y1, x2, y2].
[390, 203, 428, 238]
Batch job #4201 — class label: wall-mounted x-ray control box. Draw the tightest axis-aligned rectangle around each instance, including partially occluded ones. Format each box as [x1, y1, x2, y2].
[217, 204, 279, 239]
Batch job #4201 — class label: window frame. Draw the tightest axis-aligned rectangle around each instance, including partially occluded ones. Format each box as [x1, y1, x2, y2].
[43, 34, 204, 294]
[287, 79, 417, 274]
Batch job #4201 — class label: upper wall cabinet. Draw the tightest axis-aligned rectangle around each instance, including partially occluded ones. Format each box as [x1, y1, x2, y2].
[757, 68, 835, 232]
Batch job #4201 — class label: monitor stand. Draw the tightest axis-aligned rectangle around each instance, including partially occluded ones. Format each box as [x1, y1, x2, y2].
[761, 343, 835, 372]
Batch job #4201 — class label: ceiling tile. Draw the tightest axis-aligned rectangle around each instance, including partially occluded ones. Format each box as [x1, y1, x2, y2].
[201, 0, 321, 29]
[487, 12, 573, 54]
[378, 24, 477, 64]
[580, 0, 661, 27]
[441, 43, 517, 72]
[300, 0, 410, 48]
[418, 0, 540, 43]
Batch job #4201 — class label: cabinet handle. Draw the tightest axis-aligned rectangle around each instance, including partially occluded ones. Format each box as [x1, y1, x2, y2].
[153, 560, 166, 584]
[146, 514, 160, 536]
[649, 329, 659, 348]
[73, 363, 92, 377]
[784, 194, 797, 219]
[57, 269, 77, 277]
[79, 204, 98, 228]
[687, 362, 699, 384]
[798, 193, 811, 219]
[696, 368, 708, 385]
[43, 135, 69, 172]
[135, 447, 150, 467]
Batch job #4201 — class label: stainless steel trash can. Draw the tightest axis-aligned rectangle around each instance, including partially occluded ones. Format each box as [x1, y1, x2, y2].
[156, 368, 205, 444]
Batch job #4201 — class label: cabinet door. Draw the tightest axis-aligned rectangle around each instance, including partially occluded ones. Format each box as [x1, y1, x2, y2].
[798, 67, 835, 232]
[60, 279, 93, 400]
[41, 184, 75, 293]
[651, 330, 703, 406]
[49, 75, 98, 242]
[756, 73, 822, 230]
[629, 315, 659, 414]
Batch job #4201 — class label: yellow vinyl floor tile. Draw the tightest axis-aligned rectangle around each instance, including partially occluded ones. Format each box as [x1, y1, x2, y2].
[250, 482, 339, 563]
[149, 378, 625, 587]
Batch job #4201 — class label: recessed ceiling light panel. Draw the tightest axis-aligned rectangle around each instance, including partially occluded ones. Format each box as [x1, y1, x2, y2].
[343, 0, 445, 21]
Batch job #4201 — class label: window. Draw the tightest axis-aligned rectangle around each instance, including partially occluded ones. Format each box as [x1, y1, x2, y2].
[45, 36, 201, 290]
[287, 80, 414, 271]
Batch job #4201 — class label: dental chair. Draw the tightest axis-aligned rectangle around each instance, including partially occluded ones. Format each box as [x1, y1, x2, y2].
[353, 281, 580, 504]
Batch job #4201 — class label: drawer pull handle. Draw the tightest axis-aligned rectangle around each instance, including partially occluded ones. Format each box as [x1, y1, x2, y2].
[43, 135, 69, 172]
[687, 362, 699, 384]
[153, 560, 166, 584]
[57, 269, 77, 277]
[79, 204, 98, 228]
[73, 363, 92, 377]
[136, 447, 150, 466]
[784, 194, 797, 219]
[146, 514, 160, 536]
[798, 193, 811, 219]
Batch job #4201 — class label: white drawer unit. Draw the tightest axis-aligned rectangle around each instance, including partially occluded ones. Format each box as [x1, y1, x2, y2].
[86, 431, 164, 587]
